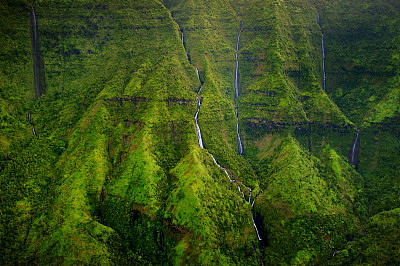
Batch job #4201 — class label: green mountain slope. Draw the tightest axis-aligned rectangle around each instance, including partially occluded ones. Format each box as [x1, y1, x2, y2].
[0, 0, 399, 265]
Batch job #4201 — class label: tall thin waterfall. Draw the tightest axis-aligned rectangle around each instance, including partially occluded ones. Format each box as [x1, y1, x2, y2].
[181, 31, 189, 61]
[318, 13, 326, 91]
[234, 22, 262, 241]
[183, 28, 262, 244]
[181, 31, 203, 148]
[252, 215, 262, 241]
[350, 129, 360, 166]
[235, 22, 243, 98]
[31, 6, 41, 98]
[322, 33, 326, 91]
[235, 22, 244, 155]
[195, 68, 204, 149]
[235, 105, 243, 155]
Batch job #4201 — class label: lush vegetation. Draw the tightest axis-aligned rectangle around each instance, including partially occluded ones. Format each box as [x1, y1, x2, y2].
[0, 0, 399, 264]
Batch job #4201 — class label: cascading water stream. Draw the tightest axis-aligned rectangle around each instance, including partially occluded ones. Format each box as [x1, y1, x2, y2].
[195, 84, 204, 148]
[210, 154, 234, 182]
[182, 28, 262, 243]
[322, 33, 326, 91]
[32, 7, 39, 97]
[252, 215, 263, 241]
[350, 129, 359, 165]
[30, 6, 42, 136]
[235, 22, 244, 155]
[233, 21, 262, 241]
[318, 13, 326, 91]
[182, 31, 230, 181]
[181, 31, 189, 61]
[31, 6, 42, 98]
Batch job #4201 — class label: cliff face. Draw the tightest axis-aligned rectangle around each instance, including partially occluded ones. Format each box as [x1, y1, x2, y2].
[0, 0, 399, 264]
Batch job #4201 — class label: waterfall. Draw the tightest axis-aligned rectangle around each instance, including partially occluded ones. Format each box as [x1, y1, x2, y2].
[318, 13, 326, 91]
[181, 31, 189, 61]
[235, 22, 244, 155]
[195, 94, 204, 149]
[233, 21, 263, 241]
[160, 230, 164, 250]
[181, 30, 184, 44]
[182, 25, 262, 244]
[247, 188, 262, 241]
[350, 129, 359, 165]
[322, 33, 326, 91]
[183, 33, 203, 149]
[236, 105, 243, 154]
[252, 214, 262, 241]
[31, 6, 43, 98]
[194, 70, 204, 149]
[235, 22, 243, 98]
[181, 32, 233, 183]
[237, 186, 246, 200]
[210, 154, 234, 182]
[196, 67, 200, 81]
[32, 125, 36, 136]
[248, 188, 252, 203]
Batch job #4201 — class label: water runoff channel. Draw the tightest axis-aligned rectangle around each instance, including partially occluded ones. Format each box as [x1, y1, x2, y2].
[181, 22, 262, 245]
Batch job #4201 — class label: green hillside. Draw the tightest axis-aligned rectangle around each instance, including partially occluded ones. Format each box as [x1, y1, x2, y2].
[0, 0, 399, 264]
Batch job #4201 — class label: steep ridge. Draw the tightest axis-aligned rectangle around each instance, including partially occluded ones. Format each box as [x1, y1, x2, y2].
[253, 137, 363, 264]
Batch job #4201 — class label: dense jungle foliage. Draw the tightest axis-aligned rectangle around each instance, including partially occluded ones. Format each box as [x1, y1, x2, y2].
[0, 0, 399, 264]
